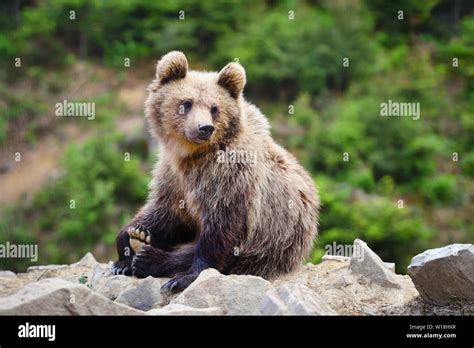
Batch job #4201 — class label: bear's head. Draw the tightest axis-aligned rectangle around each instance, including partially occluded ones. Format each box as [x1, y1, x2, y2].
[145, 51, 246, 157]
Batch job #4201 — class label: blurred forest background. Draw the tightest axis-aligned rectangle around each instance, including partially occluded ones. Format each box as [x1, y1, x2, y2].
[0, 0, 473, 273]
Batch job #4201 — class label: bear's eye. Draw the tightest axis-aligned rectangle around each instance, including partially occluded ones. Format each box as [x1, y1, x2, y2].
[210, 105, 219, 117]
[179, 100, 193, 115]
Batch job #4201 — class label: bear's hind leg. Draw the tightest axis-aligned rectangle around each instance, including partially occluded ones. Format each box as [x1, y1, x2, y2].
[132, 243, 195, 278]
[112, 202, 197, 276]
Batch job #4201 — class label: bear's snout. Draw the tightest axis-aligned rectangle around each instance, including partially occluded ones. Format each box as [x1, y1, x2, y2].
[197, 124, 215, 140]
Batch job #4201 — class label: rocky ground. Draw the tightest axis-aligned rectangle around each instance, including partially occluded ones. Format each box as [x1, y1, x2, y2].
[0, 240, 472, 315]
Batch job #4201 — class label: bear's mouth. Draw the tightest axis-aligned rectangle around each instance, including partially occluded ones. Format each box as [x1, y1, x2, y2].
[187, 136, 211, 145]
[185, 131, 213, 145]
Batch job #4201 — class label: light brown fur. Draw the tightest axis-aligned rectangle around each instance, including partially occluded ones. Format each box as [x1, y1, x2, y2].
[113, 51, 319, 292]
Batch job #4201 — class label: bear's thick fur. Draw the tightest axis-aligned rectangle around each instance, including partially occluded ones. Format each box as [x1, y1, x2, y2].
[112, 51, 319, 293]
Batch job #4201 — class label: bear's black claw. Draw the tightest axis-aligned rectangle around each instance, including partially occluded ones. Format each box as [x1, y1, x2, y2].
[111, 260, 133, 276]
[160, 271, 199, 294]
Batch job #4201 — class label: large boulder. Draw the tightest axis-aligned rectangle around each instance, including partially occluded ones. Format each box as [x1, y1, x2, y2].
[0, 278, 143, 315]
[276, 257, 418, 315]
[407, 244, 474, 305]
[260, 283, 336, 315]
[115, 276, 166, 311]
[0, 271, 17, 278]
[89, 264, 138, 300]
[349, 239, 401, 289]
[70, 252, 99, 268]
[170, 268, 271, 315]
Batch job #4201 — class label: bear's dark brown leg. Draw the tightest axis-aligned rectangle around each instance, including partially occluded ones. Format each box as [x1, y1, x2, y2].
[160, 198, 246, 293]
[112, 206, 197, 276]
[132, 243, 195, 278]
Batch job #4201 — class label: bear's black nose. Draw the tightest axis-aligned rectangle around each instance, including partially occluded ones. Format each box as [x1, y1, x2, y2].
[198, 125, 215, 139]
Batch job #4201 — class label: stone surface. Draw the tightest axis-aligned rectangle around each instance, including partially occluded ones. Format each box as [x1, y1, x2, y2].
[26, 262, 95, 284]
[323, 253, 394, 271]
[90, 264, 138, 301]
[147, 303, 225, 315]
[115, 276, 165, 310]
[170, 268, 271, 315]
[93, 275, 137, 301]
[71, 252, 99, 268]
[321, 255, 350, 263]
[0, 271, 17, 278]
[384, 263, 396, 273]
[90, 264, 112, 289]
[407, 244, 474, 305]
[27, 264, 70, 272]
[260, 283, 336, 315]
[1, 241, 472, 315]
[349, 239, 401, 289]
[276, 260, 418, 315]
[0, 278, 143, 315]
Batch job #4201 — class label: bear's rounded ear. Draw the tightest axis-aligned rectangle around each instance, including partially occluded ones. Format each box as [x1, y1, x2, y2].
[218, 62, 246, 98]
[156, 51, 188, 84]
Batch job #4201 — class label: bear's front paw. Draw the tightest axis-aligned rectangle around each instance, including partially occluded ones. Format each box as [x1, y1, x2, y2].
[128, 223, 152, 253]
[160, 271, 200, 294]
[111, 259, 133, 276]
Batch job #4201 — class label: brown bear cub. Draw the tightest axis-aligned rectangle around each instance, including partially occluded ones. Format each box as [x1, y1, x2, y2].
[112, 51, 319, 293]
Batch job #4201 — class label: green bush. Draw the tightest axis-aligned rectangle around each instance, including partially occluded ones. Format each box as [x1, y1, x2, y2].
[461, 152, 474, 177]
[310, 176, 433, 272]
[212, 1, 377, 98]
[1, 132, 149, 270]
[420, 174, 458, 204]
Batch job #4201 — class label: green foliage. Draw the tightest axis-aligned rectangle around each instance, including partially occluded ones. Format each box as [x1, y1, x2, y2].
[461, 152, 474, 177]
[0, 117, 6, 143]
[0, 0, 473, 273]
[0, 85, 49, 144]
[310, 176, 433, 272]
[420, 174, 458, 204]
[366, 0, 441, 46]
[1, 132, 149, 270]
[212, 1, 376, 98]
[0, 0, 258, 72]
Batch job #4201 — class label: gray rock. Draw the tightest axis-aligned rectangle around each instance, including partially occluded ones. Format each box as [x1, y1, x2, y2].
[349, 239, 401, 289]
[171, 268, 271, 315]
[0, 271, 17, 278]
[147, 303, 225, 315]
[115, 276, 165, 311]
[333, 274, 354, 289]
[24, 253, 99, 283]
[25, 264, 92, 283]
[27, 264, 70, 272]
[91, 273, 138, 301]
[321, 255, 350, 263]
[71, 252, 98, 268]
[0, 278, 143, 315]
[384, 263, 396, 273]
[90, 264, 112, 289]
[0, 276, 30, 298]
[260, 283, 336, 315]
[407, 244, 474, 305]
